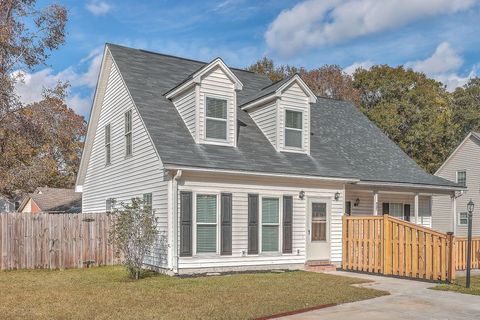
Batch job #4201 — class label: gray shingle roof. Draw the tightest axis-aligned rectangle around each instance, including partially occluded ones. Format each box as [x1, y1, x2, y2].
[107, 44, 458, 188]
[28, 188, 82, 213]
[238, 75, 294, 107]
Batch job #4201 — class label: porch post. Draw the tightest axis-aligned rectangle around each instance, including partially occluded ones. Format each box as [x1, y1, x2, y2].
[414, 193, 419, 224]
[373, 191, 379, 216]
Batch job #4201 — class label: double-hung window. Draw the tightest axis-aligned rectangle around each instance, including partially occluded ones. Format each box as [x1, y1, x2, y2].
[125, 110, 132, 156]
[262, 197, 279, 252]
[196, 194, 217, 253]
[284, 110, 303, 148]
[459, 212, 468, 226]
[106, 198, 116, 214]
[456, 170, 466, 187]
[105, 124, 111, 165]
[143, 193, 152, 213]
[205, 97, 227, 141]
[389, 203, 404, 219]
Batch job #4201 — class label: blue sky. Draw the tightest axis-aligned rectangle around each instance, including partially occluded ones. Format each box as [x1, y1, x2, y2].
[15, 0, 480, 118]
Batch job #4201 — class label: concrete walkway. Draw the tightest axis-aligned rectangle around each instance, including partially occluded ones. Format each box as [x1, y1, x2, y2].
[279, 271, 480, 320]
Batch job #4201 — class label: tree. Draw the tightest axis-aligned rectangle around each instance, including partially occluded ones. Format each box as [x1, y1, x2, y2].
[451, 78, 480, 143]
[352, 65, 457, 173]
[0, 1, 84, 199]
[302, 65, 360, 104]
[247, 57, 303, 82]
[109, 198, 157, 279]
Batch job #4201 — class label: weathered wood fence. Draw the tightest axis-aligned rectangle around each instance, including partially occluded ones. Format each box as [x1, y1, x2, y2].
[0, 212, 120, 270]
[342, 215, 480, 282]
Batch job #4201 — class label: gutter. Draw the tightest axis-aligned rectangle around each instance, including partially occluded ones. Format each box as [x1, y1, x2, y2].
[355, 180, 466, 192]
[171, 169, 182, 274]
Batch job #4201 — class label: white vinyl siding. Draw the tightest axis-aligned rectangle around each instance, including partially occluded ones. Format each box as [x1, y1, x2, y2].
[171, 87, 196, 139]
[278, 82, 310, 153]
[198, 66, 236, 146]
[177, 172, 345, 270]
[249, 101, 278, 148]
[82, 61, 169, 269]
[433, 136, 480, 236]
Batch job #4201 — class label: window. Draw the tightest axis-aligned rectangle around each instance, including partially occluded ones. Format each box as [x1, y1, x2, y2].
[106, 198, 116, 214]
[205, 97, 227, 140]
[459, 212, 468, 226]
[284, 110, 303, 148]
[196, 194, 217, 253]
[125, 110, 132, 156]
[457, 170, 466, 187]
[262, 197, 279, 252]
[389, 203, 404, 219]
[311, 202, 327, 241]
[105, 124, 111, 165]
[143, 193, 152, 213]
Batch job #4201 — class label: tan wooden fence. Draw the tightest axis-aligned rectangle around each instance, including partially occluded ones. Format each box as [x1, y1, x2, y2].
[0, 212, 120, 270]
[455, 237, 480, 271]
[342, 215, 455, 281]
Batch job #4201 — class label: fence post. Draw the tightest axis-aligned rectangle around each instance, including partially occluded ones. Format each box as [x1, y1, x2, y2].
[447, 232, 456, 282]
[382, 214, 391, 275]
[342, 215, 347, 270]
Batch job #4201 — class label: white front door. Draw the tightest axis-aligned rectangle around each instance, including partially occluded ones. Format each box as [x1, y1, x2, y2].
[306, 198, 331, 260]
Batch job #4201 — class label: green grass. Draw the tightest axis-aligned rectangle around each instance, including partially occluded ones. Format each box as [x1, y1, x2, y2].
[432, 275, 480, 296]
[0, 266, 387, 319]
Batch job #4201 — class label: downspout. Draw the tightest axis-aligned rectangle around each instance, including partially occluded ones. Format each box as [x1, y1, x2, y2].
[172, 169, 183, 274]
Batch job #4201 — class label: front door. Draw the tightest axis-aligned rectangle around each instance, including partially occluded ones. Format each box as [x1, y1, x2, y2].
[306, 198, 330, 260]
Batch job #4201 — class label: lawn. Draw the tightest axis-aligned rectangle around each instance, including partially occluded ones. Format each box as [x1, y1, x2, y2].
[432, 275, 480, 296]
[0, 266, 387, 319]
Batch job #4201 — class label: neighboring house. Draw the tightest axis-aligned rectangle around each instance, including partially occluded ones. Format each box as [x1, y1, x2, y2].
[433, 132, 480, 236]
[0, 195, 15, 213]
[76, 44, 462, 275]
[18, 187, 82, 213]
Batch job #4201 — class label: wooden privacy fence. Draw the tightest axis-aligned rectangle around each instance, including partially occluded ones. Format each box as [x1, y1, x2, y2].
[455, 237, 480, 271]
[0, 212, 120, 270]
[342, 215, 455, 282]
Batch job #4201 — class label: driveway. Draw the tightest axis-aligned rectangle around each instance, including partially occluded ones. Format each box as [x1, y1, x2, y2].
[279, 271, 480, 320]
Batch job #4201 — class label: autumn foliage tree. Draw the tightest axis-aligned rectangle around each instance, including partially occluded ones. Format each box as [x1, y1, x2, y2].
[1, 1, 86, 198]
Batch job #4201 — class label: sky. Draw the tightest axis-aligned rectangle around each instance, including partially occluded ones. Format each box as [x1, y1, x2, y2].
[15, 0, 480, 119]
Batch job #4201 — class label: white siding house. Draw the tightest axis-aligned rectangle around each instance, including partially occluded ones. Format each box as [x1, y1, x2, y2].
[77, 44, 461, 275]
[432, 132, 480, 236]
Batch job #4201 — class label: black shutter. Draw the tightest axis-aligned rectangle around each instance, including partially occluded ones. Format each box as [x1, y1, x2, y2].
[283, 196, 293, 254]
[180, 191, 192, 257]
[382, 202, 389, 215]
[404, 204, 411, 222]
[248, 194, 259, 255]
[221, 193, 232, 255]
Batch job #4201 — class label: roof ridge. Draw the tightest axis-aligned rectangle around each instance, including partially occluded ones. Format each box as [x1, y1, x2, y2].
[106, 43, 257, 74]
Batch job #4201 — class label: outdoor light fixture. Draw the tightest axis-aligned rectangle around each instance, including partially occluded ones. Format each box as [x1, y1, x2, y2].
[466, 199, 475, 288]
[354, 198, 360, 207]
[299, 190, 305, 200]
[334, 192, 341, 201]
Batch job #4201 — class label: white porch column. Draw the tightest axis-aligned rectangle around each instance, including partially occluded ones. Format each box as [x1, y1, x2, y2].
[452, 194, 457, 234]
[414, 193, 419, 224]
[373, 191, 379, 215]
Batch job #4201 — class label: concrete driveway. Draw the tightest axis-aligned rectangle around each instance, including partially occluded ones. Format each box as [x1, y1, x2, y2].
[279, 271, 480, 320]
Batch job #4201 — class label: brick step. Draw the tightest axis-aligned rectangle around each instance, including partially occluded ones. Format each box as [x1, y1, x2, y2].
[305, 260, 331, 267]
[305, 264, 337, 272]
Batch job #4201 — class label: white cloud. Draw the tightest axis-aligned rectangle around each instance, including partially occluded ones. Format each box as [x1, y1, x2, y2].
[343, 60, 374, 75]
[406, 42, 476, 91]
[265, 0, 476, 57]
[86, 2, 112, 16]
[13, 48, 103, 116]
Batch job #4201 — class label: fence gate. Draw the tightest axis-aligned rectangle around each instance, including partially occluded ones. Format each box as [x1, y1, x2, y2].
[342, 215, 456, 282]
[0, 212, 119, 270]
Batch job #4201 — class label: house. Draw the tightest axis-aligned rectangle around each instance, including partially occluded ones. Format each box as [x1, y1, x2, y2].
[0, 195, 16, 213]
[432, 132, 480, 236]
[18, 187, 82, 213]
[76, 44, 462, 275]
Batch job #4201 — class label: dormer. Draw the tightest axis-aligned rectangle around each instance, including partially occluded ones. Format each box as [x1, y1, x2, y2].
[165, 58, 243, 147]
[241, 74, 317, 154]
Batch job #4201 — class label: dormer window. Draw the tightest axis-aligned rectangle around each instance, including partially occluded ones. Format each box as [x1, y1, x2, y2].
[205, 96, 228, 141]
[285, 109, 303, 149]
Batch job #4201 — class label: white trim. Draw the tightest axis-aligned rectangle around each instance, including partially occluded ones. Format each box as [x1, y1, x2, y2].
[373, 191, 379, 216]
[241, 94, 278, 111]
[356, 180, 465, 192]
[414, 193, 419, 224]
[164, 165, 359, 182]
